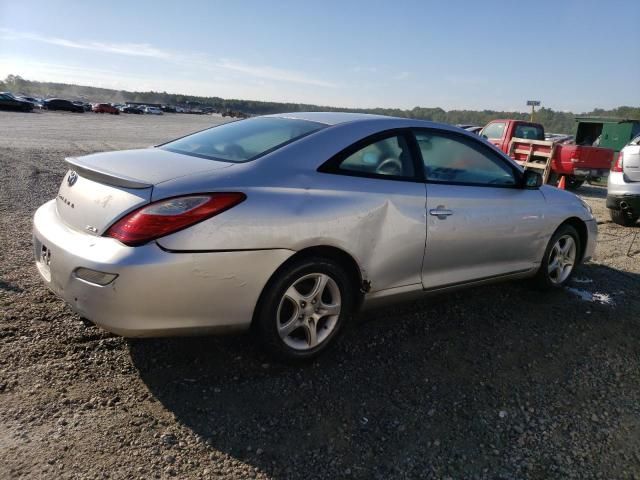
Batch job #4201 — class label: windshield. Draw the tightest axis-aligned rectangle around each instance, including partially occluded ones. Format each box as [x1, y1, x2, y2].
[161, 117, 325, 163]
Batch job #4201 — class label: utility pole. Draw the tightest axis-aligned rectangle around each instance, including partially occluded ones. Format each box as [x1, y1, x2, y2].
[527, 100, 541, 122]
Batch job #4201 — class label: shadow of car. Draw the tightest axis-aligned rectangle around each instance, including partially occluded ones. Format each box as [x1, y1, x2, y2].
[126, 262, 639, 478]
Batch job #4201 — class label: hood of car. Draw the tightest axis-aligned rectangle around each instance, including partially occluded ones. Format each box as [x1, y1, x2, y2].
[540, 185, 593, 220]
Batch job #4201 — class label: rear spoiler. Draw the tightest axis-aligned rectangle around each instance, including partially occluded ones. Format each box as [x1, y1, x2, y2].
[65, 157, 152, 189]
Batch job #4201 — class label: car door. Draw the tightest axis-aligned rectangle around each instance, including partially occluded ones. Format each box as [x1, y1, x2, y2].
[412, 129, 547, 290]
[480, 121, 508, 151]
[318, 130, 427, 291]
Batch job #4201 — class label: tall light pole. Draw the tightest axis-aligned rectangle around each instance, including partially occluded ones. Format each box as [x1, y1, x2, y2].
[527, 100, 541, 122]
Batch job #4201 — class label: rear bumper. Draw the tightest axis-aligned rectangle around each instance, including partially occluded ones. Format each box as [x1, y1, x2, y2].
[606, 194, 640, 214]
[33, 200, 294, 337]
[569, 168, 609, 179]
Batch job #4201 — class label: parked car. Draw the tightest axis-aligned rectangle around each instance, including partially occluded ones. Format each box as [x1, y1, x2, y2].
[119, 105, 144, 114]
[607, 135, 640, 226]
[0, 92, 34, 111]
[43, 98, 84, 113]
[72, 101, 92, 112]
[545, 133, 575, 144]
[455, 124, 482, 134]
[144, 106, 163, 115]
[481, 119, 613, 190]
[92, 103, 119, 114]
[18, 96, 44, 108]
[221, 109, 249, 118]
[33, 113, 597, 360]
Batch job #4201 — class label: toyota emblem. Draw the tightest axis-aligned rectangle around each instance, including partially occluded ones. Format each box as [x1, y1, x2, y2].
[67, 170, 78, 187]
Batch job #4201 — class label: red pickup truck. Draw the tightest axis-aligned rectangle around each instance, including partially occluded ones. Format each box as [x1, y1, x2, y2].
[480, 119, 613, 190]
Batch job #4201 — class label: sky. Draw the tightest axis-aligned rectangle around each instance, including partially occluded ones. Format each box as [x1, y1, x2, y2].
[1, 0, 638, 112]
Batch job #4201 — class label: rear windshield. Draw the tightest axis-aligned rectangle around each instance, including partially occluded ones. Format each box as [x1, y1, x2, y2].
[514, 124, 544, 141]
[161, 117, 325, 163]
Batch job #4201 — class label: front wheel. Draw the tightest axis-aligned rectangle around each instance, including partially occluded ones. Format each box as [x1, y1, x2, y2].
[254, 257, 355, 361]
[534, 224, 581, 289]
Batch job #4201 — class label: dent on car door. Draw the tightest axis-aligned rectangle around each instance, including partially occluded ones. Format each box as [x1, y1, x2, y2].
[413, 129, 546, 289]
[318, 131, 427, 292]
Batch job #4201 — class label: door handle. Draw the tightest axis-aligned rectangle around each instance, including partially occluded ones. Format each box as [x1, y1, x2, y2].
[429, 207, 453, 219]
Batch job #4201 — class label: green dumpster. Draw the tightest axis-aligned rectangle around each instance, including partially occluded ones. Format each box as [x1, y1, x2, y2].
[575, 117, 640, 152]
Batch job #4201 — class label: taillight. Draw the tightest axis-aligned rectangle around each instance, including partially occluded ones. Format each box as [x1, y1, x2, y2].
[105, 193, 245, 246]
[612, 151, 624, 172]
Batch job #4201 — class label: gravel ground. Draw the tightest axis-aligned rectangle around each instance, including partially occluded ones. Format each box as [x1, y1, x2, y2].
[1, 110, 640, 480]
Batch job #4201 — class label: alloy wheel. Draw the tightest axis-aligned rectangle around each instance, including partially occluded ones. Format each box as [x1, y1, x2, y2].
[548, 234, 577, 285]
[276, 273, 341, 351]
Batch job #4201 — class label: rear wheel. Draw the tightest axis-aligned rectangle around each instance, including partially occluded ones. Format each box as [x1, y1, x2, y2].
[254, 257, 355, 361]
[534, 224, 580, 289]
[610, 208, 639, 227]
[565, 176, 584, 190]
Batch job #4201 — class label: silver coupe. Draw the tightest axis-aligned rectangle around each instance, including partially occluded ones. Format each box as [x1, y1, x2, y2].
[33, 112, 597, 360]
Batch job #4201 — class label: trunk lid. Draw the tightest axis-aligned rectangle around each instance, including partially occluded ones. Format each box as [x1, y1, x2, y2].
[57, 148, 233, 234]
[623, 145, 640, 182]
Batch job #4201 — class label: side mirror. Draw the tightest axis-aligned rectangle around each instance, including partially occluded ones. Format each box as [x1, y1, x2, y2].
[522, 170, 542, 189]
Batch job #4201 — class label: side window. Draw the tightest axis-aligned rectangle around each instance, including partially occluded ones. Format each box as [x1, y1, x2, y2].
[336, 134, 415, 178]
[481, 122, 506, 139]
[415, 131, 517, 186]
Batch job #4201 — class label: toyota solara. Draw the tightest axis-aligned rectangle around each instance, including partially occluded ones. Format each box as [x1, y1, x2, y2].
[33, 112, 597, 360]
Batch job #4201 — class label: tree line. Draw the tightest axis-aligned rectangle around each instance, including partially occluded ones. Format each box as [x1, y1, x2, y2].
[3, 75, 639, 134]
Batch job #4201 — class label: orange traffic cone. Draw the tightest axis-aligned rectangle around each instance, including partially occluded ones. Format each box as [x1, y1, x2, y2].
[557, 176, 566, 190]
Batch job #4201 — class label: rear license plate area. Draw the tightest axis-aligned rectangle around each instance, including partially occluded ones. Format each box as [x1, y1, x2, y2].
[34, 238, 52, 281]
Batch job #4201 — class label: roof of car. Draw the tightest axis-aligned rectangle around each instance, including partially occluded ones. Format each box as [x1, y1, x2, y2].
[265, 111, 399, 126]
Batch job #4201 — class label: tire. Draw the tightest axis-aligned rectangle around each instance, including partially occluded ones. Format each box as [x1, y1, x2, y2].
[610, 208, 639, 227]
[565, 176, 584, 191]
[534, 224, 581, 289]
[253, 256, 355, 361]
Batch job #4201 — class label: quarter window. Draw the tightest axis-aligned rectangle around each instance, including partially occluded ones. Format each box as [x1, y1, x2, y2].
[481, 122, 506, 140]
[337, 134, 415, 178]
[415, 131, 517, 186]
